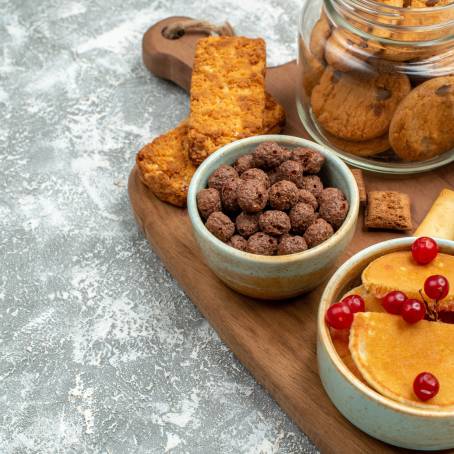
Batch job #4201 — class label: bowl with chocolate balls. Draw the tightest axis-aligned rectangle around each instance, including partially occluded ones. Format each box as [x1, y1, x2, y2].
[187, 135, 360, 300]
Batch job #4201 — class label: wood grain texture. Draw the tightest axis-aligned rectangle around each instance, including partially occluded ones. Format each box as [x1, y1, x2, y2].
[131, 17, 454, 453]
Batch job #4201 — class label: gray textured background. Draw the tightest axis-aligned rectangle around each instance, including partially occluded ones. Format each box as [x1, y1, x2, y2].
[1, 0, 320, 452]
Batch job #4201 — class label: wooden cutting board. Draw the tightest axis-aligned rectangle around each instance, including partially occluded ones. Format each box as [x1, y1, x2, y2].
[129, 17, 454, 453]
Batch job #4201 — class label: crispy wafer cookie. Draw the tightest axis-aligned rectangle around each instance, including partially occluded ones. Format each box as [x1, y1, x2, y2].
[415, 189, 454, 241]
[136, 122, 196, 207]
[350, 312, 454, 408]
[188, 37, 266, 165]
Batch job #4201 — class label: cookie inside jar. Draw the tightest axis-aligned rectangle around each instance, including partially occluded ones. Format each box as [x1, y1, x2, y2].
[297, 0, 454, 172]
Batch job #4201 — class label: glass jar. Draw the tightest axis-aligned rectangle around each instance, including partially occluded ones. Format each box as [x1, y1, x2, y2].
[297, 0, 454, 174]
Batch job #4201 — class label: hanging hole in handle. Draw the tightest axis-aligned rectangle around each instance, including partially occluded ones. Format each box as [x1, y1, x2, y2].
[161, 20, 235, 40]
[162, 25, 185, 40]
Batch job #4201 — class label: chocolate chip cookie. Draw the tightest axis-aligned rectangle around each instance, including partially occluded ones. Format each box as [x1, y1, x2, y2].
[299, 37, 325, 96]
[325, 131, 391, 156]
[311, 66, 411, 141]
[325, 29, 376, 73]
[310, 15, 332, 62]
[389, 76, 454, 161]
[410, 0, 453, 7]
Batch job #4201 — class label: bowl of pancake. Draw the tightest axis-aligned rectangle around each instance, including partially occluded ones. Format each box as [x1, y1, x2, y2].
[317, 236, 454, 450]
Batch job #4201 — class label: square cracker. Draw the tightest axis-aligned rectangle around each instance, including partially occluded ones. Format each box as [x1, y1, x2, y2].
[365, 191, 412, 231]
[188, 36, 266, 165]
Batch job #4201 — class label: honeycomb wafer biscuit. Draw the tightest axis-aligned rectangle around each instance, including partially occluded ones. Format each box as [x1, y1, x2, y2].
[136, 122, 196, 207]
[188, 36, 267, 165]
[365, 191, 412, 231]
[351, 170, 367, 205]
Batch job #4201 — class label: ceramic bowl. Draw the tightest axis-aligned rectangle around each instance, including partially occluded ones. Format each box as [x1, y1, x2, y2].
[187, 135, 360, 300]
[318, 237, 454, 450]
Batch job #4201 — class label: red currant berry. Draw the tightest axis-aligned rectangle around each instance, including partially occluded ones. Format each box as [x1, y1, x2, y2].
[382, 291, 407, 315]
[411, 237, 439, 265]
[341, 294, 366, 314]
[413, 372, 439, 401]
[325, 302, 354, 330]
[401, 299, 426, 324]
[424, 275, 450, 301]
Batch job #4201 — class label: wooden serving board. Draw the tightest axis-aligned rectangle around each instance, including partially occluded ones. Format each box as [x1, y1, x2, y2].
[130, 17, 454, 453]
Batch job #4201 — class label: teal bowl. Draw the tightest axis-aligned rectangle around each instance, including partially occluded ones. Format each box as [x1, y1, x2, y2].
[318, 237, 454, 450]
[187, 135, 360, 300]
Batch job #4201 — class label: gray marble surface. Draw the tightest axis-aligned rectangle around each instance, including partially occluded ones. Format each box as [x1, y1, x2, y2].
[1, 0, 320, 452]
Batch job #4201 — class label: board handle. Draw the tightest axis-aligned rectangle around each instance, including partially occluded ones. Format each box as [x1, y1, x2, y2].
[142, 16, 215, 92]
[141, 16, 302, 136]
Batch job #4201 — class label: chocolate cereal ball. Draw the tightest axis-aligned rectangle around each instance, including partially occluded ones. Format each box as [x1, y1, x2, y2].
[319, 188, 346, 206]
[221, 178, 240, 212]
[289, 202, 318, 234]
[206, 212, 235, 242]
[278, 235, 308, 255]
[237, 179, 268, 213]
[300, 175, 324, 200]
[228, 235, 248, 251]
[236, 212, 260, 238]
[292, 147, 325, 174]
[278, 160, 304, 188]
[253, 142, 291, 169]
[208, 165, 238, 191]
[259, 210, 291, 236]
[268, 168, 282, 186]
[319, 193, 349, 228]
[241, 168, 270, 188]
[304, 218, 334, 248]
[269, 180, 298, 211]
[234, 154, 255, 175]
[247, 232, 278, 256]
[297, 189, 318, 211]
[197, 188, 222, 220]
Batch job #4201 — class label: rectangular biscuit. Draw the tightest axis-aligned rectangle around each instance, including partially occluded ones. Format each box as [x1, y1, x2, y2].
[414, 188, 454, 240]
[136, 92, 286, 209]
[351, 169, 367, 205]
[365, 191, 413, 231]
[188, 36, 266, 165]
